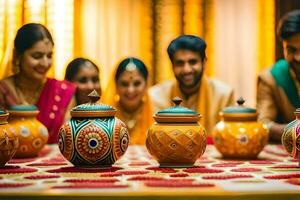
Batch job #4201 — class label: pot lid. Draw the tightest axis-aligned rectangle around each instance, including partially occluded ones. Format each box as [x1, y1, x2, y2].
[154, 97, 200, 123]
[0, 108, 8, 123]
[221, 97, 257, 120]
[9, 105, 39, 116]
[223, 97, 256, 113]
[71, 90, 116, 118]
[0, 108, 6, 115]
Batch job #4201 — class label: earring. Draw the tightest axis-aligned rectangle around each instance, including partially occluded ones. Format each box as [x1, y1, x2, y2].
[12, 62, 20, 74]
[114, 94, 120, 102]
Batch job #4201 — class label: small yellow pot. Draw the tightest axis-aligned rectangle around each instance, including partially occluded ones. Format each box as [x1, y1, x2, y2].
[0, 110, 18, 167]
[146, 97, 206, 167]
[213, 97, 268, 159]
[9, 105, 48, 158]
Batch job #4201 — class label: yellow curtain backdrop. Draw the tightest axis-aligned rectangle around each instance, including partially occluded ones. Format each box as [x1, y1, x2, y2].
[76, 0, 153, 89]
[183, 0, 214, 77]
[153, 0, 183, 83]
[0, 0, 74, 80]
[257, 0, 275, 73]
[0, 0, 22, 79]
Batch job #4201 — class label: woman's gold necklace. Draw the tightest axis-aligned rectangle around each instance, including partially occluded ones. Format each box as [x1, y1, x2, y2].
[14, 77, 44, 105]
[119, 104, 142, 130]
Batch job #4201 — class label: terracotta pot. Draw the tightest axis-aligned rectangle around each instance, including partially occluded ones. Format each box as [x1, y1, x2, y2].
[8, 105, 48, 158]
[146, 97, 206, 167]
[213, 97, 269, 159]
[58, 90, 129, 167]
[0, 109, 18, 167]
[282, 108, 300, 160]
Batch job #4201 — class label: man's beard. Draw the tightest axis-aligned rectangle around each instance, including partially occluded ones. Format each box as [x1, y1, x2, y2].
[176, 71, 203, 89]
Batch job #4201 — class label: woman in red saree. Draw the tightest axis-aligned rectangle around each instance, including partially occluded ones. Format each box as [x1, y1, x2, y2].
[0, 23, 76, 144]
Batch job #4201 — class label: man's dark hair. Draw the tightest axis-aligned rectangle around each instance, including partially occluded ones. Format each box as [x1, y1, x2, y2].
[167, 35, 207, 63]
[277, 10, 300, 40]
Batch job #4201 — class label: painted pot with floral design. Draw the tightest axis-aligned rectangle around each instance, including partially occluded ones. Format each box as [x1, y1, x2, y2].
[146, 97, 206, 167]
[213, 97, 268, 159]
[0, 109, 18, 167]
[282, 108, 300, 162]
[8, 105, 48, 158]
[58, 90, 129, 167]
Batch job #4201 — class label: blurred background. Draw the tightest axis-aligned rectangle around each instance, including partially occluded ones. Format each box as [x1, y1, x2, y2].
[0, 0, 299, 106]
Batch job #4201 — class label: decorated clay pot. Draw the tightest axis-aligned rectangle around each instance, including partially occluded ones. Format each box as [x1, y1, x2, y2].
[146, 97, 206, 167]
[213, 97, 268, 159]
[282, 108, 300, 160]
[0, 109, 18, 167]
[58, 90, 129, 167]
[8, 105, 48, 158]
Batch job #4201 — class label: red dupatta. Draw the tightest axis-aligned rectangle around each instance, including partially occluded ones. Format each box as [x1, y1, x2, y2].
[36, 78, 75, 144]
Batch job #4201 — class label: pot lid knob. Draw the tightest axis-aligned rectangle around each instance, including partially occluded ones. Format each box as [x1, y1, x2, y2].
[88, 90, 100, 103]
[237, 97, 245, 106]
[172, 96, 182, 106]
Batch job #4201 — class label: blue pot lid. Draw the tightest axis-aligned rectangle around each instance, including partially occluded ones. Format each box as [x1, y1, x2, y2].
[0, 108, 6, 115]
[157, 97, 198, 116]
[154, 97, 200, 123]
[71, 90, 116, 117]
[8, 105, 39, 116]
[222, 97, 256, 114]
[9, 105, 38, 111]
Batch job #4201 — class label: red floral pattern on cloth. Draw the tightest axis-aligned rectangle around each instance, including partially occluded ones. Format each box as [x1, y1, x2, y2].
[0, 144, 300, 196]
[248, 160, 276, 165]
[202, 174, 253, 180]
[146, 167, 177, 173]
[144, 180, 214, 188]
[264, 173, 300, 179]
[100, 170, 149, 177]
[231, 168, 262, 172]
[128, 176, 167, 181]
[183, 167, 224, 173]
[8, 158, 36, 164]
[64, 178, 119, 183]
[47, 166, 122, 173]
[270, 164, 299, 169]
[0, 165, 37, 174]
[25, 175, 61, 179]
[27, 162, 68, 167]
[52, 183, 129, 189]
[169, 173, 189, 177]
[0, 183, 33, 188]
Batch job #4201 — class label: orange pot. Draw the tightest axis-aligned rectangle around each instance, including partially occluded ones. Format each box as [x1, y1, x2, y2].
[9, 105, 48, 158]
[146, 97, 206, 167]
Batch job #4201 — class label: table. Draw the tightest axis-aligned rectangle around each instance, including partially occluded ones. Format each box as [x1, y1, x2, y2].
[0, 144, 300, 200]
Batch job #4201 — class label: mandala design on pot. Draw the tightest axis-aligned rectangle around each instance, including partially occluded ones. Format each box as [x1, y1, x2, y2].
[75, 124, 110, 164]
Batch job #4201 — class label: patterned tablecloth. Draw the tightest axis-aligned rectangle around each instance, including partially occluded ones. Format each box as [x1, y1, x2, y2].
[0, 144, 300, 200]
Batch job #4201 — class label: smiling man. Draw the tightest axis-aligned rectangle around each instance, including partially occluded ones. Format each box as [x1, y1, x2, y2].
[257, 10, 300, 143]
[149, 35, 234, 142]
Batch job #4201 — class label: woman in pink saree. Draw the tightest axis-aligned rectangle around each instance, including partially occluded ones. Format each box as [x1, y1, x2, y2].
[0, 23, 76, 143]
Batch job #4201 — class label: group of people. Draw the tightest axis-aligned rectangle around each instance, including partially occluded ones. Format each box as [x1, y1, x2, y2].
[0, 10, 299, 146]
